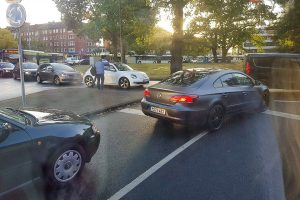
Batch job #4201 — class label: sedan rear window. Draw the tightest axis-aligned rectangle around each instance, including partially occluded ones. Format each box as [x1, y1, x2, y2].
[161, 70, 211, 86]
[0, 63, 14, 69]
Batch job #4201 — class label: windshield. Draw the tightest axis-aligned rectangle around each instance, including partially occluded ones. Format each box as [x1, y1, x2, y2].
[161, 70, 212, 86]
[0, 108, 32, 125]
[51, 63, 75, 71]
[0, 63, 14, 69]
[23, 63, 38, 69]
[114, 63, 133, 71]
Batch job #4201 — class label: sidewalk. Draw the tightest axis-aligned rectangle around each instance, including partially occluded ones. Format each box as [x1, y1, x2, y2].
[0, 87, 144, 116]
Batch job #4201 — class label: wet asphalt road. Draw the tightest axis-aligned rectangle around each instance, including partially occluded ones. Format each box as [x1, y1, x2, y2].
[2, 103, 297, 200]
[0, 78, 84, 101]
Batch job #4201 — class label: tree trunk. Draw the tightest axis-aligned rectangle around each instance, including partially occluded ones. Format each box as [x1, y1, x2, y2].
[170, 1, 184, 74]
[212, 47, 218, 63]
[221, 46, 228, 63]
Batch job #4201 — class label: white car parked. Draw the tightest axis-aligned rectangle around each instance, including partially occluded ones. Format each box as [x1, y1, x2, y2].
[83, 63, 150, 89]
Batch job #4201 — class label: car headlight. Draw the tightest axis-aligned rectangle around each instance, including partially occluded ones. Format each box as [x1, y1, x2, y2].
[131, 74, 137, 79]
[61, 73, 67, 77]
[25, 71, 30, 74]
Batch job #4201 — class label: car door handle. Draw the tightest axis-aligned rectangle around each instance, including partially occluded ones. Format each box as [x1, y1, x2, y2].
[222, 93, 228, 98]
[242, 92, 248, 96]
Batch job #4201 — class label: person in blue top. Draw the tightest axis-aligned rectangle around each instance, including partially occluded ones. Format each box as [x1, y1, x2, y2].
[95, 56, 109, 90]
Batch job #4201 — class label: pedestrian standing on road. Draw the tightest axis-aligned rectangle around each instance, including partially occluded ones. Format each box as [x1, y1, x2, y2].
[95, 56, 109, 90]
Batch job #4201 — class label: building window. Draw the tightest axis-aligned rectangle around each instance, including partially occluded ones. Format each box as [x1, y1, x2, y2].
[68, 41, 75, 46]
[68, 48, 75, 52]
[68, 34, 74, 39]
[63, 28, 66, 32]
[63, 35, 66, 39]
[64, 48, 67, 52]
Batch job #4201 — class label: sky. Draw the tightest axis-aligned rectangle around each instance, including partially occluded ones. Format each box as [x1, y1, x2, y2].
[0, 0, 174, 32]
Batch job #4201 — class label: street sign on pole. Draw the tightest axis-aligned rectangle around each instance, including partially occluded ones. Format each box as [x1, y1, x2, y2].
[6, 3, 26, 107]
[6, 3, 26, 28]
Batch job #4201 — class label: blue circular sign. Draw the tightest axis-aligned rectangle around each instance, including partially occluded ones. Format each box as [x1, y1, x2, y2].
[6, 3, 26, 28]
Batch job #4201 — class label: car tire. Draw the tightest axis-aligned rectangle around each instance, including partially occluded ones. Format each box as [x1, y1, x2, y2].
[54, 76, 61, 85]
[207, 104, 225, 131]
[119, 77, 130, 89]
[45, 145, 86, 187]
[259, 91, 269, 112]
[37, 75, 43, 84]
[84, 75, 95, 87]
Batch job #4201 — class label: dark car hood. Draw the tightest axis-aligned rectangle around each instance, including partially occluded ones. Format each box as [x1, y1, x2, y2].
[22, 108, 89, 125]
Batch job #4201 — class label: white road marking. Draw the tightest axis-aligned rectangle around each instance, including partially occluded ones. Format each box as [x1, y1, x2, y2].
[107, 131, 208, 200]
[264, 110, 300, 121]
[118, 108, 145, 116]
[274, 100, 300, 103]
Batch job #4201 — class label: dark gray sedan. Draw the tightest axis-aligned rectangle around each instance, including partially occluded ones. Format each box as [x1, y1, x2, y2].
[141, 69, 269, 131]
[36, 63, 82, 85]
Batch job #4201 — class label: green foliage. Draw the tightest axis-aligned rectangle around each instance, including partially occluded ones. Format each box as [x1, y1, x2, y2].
[183, 31, 210, 56]
[275, 0, 300, 53]
[0, 29, 17, 50]
[53, 0, 157, 60]
[189, 0, 276, 61]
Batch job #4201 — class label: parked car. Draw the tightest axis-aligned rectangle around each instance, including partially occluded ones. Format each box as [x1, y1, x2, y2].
[79, 59, 90, 65]
[244, 53, 300, 89]
[0, 107, 100, 194]
[36, 63, 83, 85]
[83, 63, 150, 89]
[13, 62, 39, 81]
[65, 57, 81, 66]
[0, 62, 14, 78]
[141, 68, 269, 131]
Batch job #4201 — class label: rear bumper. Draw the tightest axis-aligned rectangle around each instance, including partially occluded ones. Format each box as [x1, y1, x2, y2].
[141, 98, 208, 125]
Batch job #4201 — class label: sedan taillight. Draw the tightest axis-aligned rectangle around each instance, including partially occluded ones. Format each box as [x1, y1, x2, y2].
[144, 89, 151, 97]
[246, 62, 251, 75]
[169, 95, 198, 103]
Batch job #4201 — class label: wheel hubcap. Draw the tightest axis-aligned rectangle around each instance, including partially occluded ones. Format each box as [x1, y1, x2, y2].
[120, 79, 129, 88]
[54, 150, 82, 182]
[85, 76, 94, 87]
[209, 106, 223, 128]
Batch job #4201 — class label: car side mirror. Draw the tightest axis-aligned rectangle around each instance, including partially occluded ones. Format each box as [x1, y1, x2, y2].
[0, 123, 10, 142]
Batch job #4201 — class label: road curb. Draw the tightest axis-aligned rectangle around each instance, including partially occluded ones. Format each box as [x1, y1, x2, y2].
[82, 99, 142, 118]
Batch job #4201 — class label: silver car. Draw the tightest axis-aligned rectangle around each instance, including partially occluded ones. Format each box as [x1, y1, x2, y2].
[36, 63, 82, 85]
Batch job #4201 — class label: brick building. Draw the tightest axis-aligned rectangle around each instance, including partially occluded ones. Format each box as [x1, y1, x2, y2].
[17, 22, 109, 57]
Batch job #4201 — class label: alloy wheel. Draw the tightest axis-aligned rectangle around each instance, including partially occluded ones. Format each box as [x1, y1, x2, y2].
[119, 77, 130, 89]
[53, 150, 82, 183]
[85, 76, 94, 87]
[54, 76, 60, 85]
[208, 105, 224, 131]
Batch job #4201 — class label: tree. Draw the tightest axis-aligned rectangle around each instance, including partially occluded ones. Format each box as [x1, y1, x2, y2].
[0, 29, 17, 50]
[151, 0, 192, 73]
[190, 0, 275, 62]
[275, 0, 300, 53]
[53, 0, 157, 61]
[183, 31, 210, 57]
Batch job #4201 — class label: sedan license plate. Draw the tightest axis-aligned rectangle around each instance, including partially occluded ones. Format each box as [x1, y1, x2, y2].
[150, 106, 166, 115]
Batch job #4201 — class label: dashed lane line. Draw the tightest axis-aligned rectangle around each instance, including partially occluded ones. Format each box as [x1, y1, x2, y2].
[107, 131, 208, 200]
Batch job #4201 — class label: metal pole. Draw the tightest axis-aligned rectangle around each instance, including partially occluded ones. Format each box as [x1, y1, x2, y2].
[119, 0, 123, 63]
[18, 29, 26, 107]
